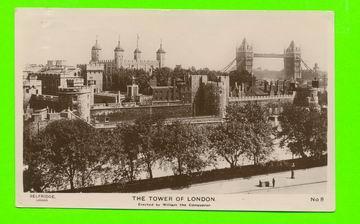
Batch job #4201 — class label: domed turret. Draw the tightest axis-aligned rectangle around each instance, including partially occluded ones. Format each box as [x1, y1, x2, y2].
[114, 39, 124, 52]
[114, 37, 124, 68]
[156, 39, 166, 68]
[156, 40, 166, 54]
[90, 37, 101, 63]
[92, 37, 101, 50]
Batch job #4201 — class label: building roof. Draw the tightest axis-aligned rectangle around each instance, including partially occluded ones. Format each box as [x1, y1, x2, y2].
[114, 40, 124, 52]
[92, 39, 101, 50]
[157, 42, 166, 54]
[134, 48, 142, 54]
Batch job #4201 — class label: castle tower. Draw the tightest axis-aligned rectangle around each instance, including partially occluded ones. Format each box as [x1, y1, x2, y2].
[58, 86, 92, 123]
[90, 36, 101, 63]
[284, 40, 301, 80]
[236, 38, 253, 73]
[156, 39, 166, 68]
[134, 34, 142, 61]
[114, 36, 124, 69]
[217, 75, 230, 118]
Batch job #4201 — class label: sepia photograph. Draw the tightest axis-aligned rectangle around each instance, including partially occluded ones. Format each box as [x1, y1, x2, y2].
[16, 8, 334, 211]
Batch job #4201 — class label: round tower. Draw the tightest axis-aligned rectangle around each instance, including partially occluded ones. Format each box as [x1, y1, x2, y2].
[58, 86, 92, 123]
[156, 39, 166, 68]
[91, 37, 101, 63]
[114, 37, 124, 69]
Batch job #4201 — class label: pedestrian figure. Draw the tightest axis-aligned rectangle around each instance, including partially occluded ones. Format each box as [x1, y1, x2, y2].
[291, 162, 295, 179]
[272, 178, 275, 187]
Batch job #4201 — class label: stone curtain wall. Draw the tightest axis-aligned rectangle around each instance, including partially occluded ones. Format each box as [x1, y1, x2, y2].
[91, 103, 192, 123]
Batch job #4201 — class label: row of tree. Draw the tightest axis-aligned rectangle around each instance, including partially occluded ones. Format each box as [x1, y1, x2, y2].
[24, 102, 327, 192]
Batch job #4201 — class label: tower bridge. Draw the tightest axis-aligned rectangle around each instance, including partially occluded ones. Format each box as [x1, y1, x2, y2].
[223, 38, 312, 81]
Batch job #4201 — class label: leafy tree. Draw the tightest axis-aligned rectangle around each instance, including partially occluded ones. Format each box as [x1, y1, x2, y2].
[159, 121, 207, 175]
[225, 102, 274, 165]
[194, 83, 219, 116]
[278, 103, 327, 158]
[109, 124, 140, 182]
[229, 70, 252, 88]
[112, 68, 150, 94]
[133, 114, 165, 179]
[153, 67, 173, 86]
[208, 122, 252, 168]
[23, 119, 104, 191]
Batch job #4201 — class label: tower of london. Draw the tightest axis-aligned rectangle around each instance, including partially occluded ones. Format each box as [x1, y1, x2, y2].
[85, 35, 166, 91]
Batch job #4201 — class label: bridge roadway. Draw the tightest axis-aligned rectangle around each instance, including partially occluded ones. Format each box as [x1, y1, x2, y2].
[253, 53, 285, 58]
[91, 115, 224, 129]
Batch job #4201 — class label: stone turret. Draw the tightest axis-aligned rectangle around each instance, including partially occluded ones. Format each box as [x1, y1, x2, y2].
[114, 36, 124, 69]
[91, 37, 101, 63]
[156, 39, 166, 68]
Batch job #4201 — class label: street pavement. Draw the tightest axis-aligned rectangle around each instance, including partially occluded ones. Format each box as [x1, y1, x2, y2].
[147, 166, 327, 194]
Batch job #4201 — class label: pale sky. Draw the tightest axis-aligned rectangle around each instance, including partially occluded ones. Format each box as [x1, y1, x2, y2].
[15, 9, 333, 72]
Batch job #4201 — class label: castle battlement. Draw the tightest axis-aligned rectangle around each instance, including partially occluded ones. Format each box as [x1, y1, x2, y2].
[58, 86, 92, 94]
[228, 93, 295, 102]
[35, 94, 59, 101]
[100, 59, 115, 64]
[86, 63, 104, 70]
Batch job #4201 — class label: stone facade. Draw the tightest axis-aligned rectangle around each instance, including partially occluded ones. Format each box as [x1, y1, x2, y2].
[58, 86, 93, 122]
[30, 60, 84, 95]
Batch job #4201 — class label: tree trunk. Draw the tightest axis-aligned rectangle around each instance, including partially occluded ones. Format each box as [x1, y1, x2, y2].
[129, 160, 134, 182]
[69, 177, 74, 190]
[177, 158, 182, 175]
[147, 162, 153, 179]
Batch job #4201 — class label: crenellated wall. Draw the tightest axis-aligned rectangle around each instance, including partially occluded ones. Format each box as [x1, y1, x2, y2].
[91, 103, 192, 123]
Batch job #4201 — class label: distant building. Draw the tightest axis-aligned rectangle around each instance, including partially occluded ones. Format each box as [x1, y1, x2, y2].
[23, 74, 42, 111]
[30, 60, 84, 95]
[236, 38, 253, 73]
[284, 41, 301, 80]
[83, 36, 166, 91]
[235, 38, 302, 81]
[85, 63, 104, 93]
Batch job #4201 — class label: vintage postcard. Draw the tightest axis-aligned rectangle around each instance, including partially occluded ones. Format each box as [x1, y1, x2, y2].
[16, 8, 335, 211]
